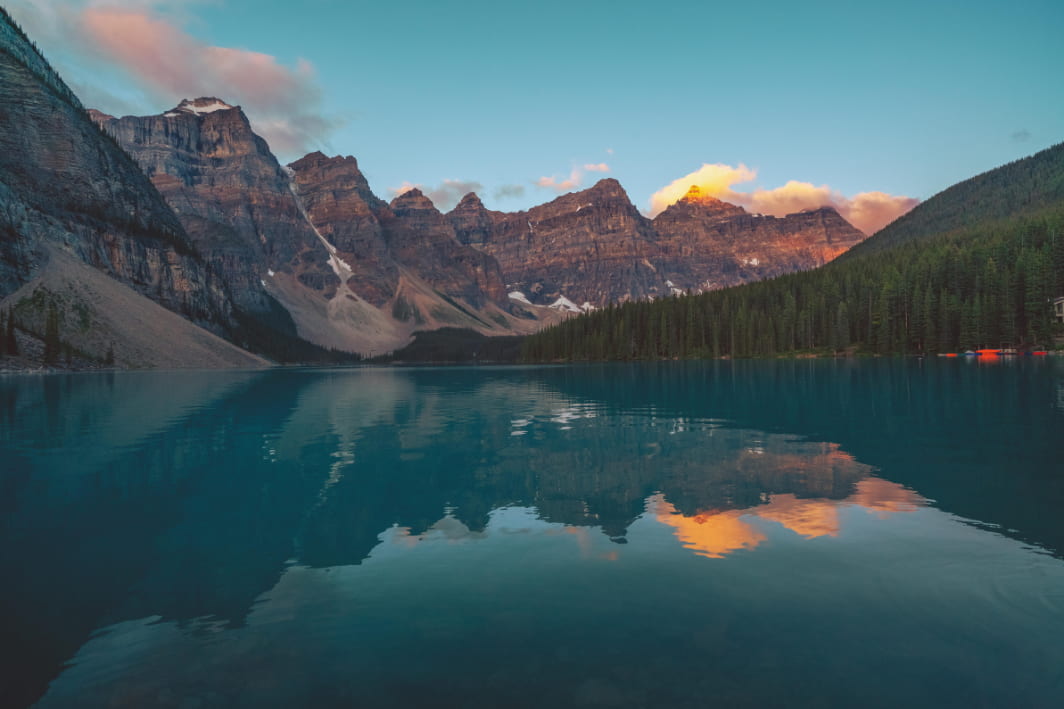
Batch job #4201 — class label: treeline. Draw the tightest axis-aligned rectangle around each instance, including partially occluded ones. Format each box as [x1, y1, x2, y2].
[846, 141, 1064, 257]
[0, 308, 19, 357]
[522, 205, 1064, 361]
[231, 308, 363, 365]
[372, 328, 525, 364]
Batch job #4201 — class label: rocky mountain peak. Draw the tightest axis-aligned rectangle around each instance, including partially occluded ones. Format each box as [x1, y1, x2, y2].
[289, 151, 359, 172]
[677, 185, 746, 215]
[448, 192, 496, 246]
[586, 177, 628, 199]
[455, 192, 484, 209]
[389, 188, 438, 213]
[294, 150, 329, 165]
[169, 97, 236, 117]
[86, 108, 114, 123]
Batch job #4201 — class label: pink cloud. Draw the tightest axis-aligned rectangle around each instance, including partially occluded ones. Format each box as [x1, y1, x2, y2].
[583, 163, 610, 172]
[77, 7, 336, 157]
[649, 163, 918, 235]
[537, 168, 583, 193]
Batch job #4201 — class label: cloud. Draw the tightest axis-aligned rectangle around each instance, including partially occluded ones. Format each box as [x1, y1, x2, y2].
[387, 179, 484, 211]
[1011, 128, 1031, 143]
[536, 167, 583, 194]
[389, 181, 419, 198]
[649, 164, 757, 215]
[536, 162, 610, 194]
[7, 1, 339, 158]
[494, 184, 526, 200]
[649, 163, 918, 235]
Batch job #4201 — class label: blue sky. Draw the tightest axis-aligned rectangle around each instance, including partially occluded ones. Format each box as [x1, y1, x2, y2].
[7, 0, 1064, 229]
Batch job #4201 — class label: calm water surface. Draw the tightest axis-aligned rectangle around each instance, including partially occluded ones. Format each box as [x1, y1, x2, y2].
[1, 360, 1063, 707]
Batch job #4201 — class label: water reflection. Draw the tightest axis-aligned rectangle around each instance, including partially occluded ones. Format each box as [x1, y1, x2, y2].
[1, 359, 1062, 708]
[650, 477, 923, 559]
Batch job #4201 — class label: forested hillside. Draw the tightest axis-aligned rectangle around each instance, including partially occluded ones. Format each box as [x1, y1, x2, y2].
[522, 146, 1064, 361]
[844, 141, 1064, 257]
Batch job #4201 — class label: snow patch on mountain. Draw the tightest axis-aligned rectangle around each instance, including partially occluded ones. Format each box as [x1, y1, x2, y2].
[175, 98, 234, 115]
[549, 296, 584, 313]
[508, 291, 532, 305]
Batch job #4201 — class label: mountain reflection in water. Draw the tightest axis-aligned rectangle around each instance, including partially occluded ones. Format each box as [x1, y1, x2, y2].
[1, 360, 1062, 709]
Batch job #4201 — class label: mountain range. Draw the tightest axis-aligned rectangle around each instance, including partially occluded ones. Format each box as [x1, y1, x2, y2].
[0, 8, 873, 367]
[522, 140, 1064, 360]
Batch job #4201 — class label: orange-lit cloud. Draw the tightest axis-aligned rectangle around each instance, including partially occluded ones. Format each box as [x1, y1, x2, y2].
[73, 6, 337, 157]
[649, 163, 918, 235]
[537, 167, 583, 193]
[536, 162, 611, 194]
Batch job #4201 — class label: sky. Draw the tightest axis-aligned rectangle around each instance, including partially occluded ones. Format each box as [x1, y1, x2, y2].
[7, 0, 1064, 233]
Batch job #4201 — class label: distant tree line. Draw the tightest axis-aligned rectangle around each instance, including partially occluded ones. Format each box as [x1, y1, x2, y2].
[0, 308, 18, 357]
[231, 308, 363, 365]
[522, 205, 1064, 361]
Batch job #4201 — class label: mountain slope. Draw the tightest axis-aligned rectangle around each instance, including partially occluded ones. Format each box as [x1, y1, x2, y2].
[459, 178, 664, 306]
[653, 185, 866, 291]
[0, 10, 232, 330]
[90, 98, 336, 317]
[446, 179, 867, 307]
[286, 152, 555, 355]
[522, 148, 1064, 361]
[0, 9, 291, 369]
[2, 247, 267, 369]
[844, 141, 1064, 257]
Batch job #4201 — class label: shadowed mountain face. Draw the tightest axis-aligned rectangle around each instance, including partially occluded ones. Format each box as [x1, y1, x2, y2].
[287, 152, 508, 309]
[93, 111, 529, 355]
[0, 14, 232, 331]
[91, 99, 336, 315]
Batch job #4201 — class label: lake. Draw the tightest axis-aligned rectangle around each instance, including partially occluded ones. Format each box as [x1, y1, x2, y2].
[2, 359, 1063, 707]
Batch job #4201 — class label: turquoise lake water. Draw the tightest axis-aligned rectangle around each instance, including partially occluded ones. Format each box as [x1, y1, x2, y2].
[1, 359, 1063, 707]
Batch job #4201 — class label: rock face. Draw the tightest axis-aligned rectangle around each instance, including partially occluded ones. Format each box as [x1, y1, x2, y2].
[288, 155, 509, 314]
[93, 107, 538, 356]
[446, 181, 868, 306]
[653, 185, 867, 291]
[92, 98, 336, 314]
[287, 152, 395, 305]
[455, 179, 663, 306]
[449, 192, 501, 248]
[0, 11, 232, 332]
[382, 189, 507, 308]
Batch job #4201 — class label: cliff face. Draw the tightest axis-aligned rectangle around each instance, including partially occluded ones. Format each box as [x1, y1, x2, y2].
[383, 189, 507, 308]
[93, 107, 530, 356]
[458, 179, 664, 306]
[93, 98, 336, 313]
[0, 13, 231, 330]
[445, 181, 868, 306]
[288, 156, 508, 310]
[653, 186, 867, 291]
[287, 152, 396, 306]
[449, 192, 501, 248]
